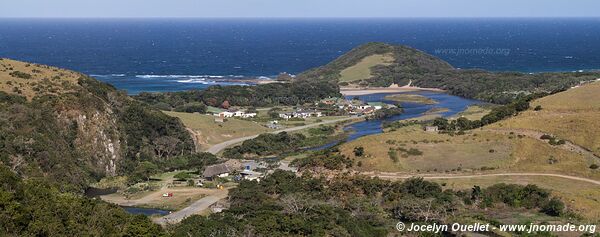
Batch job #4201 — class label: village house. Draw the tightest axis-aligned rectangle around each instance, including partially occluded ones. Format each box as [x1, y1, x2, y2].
[216, 109, 256, 118]
[241, 113, 257, 118]
[202, 163, 234, 180]
[240, 170, 263, 181]
[218, 111, 235, 118]
[279, 110, 323, 120]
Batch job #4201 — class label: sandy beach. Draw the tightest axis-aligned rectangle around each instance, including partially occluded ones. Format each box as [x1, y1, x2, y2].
[340, 86, 444, 96]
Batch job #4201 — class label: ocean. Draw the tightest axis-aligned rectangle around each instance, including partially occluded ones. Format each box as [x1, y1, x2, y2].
[1, 18, 600, 94]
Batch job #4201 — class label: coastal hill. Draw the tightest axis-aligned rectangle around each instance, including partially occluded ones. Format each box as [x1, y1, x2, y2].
[297, 42, 454, 82]
[490, 80, 600, 157]
[298, 42, 600, 104]
[0, 58, 194, 190]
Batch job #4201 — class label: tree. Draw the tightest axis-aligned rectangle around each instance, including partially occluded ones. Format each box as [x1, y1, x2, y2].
[153, 136, 181, 159]
[221, 100, 230, 109]
[541, 198, 565, 216]
[268, 107, 281, 119]
[174, 102, 207, 113]
[133, 161, 159, 182]
[433, 117, 450, 130]
[354, 146, 365, 157]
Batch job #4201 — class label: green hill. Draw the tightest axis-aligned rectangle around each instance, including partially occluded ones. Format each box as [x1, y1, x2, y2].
[0, 58, 194, 190]
[297, 42, 453, 83]
[298, 43, 600, 104]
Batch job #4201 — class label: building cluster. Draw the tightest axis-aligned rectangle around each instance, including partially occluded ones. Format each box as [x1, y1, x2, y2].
[320, 97, 388, 115]
[216, 109, 257, 118]
[278, 110, 323, 120]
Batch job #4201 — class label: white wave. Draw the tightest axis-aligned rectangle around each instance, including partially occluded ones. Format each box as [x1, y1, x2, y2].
[90, 74, 126, 77]
[136, 74, 229, 79]
[176, 79, 211, 84]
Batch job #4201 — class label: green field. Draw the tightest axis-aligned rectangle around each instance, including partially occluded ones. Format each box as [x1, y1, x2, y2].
[164, 111, 271, 150]
[339, 53, 394, 82]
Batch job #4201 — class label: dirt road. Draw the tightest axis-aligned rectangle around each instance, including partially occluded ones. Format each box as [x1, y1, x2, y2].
[153, 189, 229, 225]
[366, 172, 600, 186]
[207, 116, 358, 154]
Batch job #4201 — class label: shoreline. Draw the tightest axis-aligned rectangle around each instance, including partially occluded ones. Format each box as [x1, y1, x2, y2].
[340, 86, 444, 96]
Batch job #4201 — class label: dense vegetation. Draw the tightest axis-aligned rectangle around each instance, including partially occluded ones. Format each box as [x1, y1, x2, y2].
[223, 132, 307, 159]
[172, 170, 567, 236]
[0, 165, 164, 236]
[135, 78, 341, 109]
[0, 61, 195, 190]
[292, 148, 354, 170]
[298, 42, 600, 104]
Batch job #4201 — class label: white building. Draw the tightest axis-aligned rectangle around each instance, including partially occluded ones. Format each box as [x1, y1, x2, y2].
[241, 113, 257, 118]
[218, 111, 235, 118]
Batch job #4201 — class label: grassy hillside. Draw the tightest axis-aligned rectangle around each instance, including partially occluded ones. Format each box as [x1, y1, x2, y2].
[0, 58, 194, 190]
[164, 111, 271, 150]
[298, 42, 600, 104]
[339, 53, 394, 82]
[490, 81, 600, 156]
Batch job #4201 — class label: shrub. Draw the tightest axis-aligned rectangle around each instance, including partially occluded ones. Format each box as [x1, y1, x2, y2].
[541, 198, 565, 216]
[540, 134, 553, 140]
[9, 71, 32, 79]
[388, 149, 399, 163]
[406, 148, 423, 156]
[590, 164, 599, 170]
[353, 146, 365, 157]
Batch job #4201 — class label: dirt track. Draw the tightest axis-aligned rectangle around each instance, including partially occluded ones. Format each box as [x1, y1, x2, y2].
[366, 172, 600, 186]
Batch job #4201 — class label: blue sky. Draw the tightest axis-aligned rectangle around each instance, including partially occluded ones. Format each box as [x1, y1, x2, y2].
[1, 0, 599, 18]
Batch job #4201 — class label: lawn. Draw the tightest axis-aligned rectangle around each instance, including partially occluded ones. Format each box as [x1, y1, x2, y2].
[339, 53, 394, 82]
[164, 111, 271, 151]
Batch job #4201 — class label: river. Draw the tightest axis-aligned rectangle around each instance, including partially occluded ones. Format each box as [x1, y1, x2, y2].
[343, 91, 482, 143]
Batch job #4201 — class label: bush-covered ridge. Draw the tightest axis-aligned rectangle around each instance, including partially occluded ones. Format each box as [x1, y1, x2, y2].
[0, 59, 195, 190]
